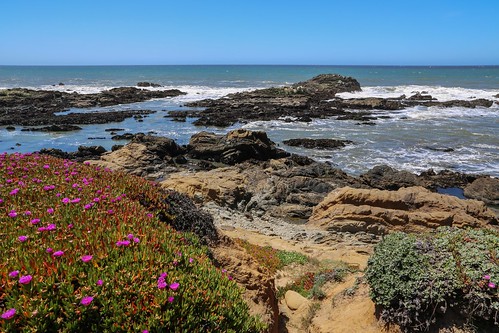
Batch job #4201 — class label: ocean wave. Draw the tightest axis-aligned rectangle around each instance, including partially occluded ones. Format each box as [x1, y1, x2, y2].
[337, 85, 499, 102]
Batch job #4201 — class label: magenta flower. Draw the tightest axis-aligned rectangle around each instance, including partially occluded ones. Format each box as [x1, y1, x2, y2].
[38, 226, 47, 232]
[96, 279, 103, 286]
[160, 272, 168, 278]
[8, 270, 19, 278]
[46, 224, 56, 231]
[8, 210, 17, 218]
[483, 275, 491, 280]
[24, 210, 32, 216]
[30, 218, 40, 224]
[127, 233, 134, 240]
[80, 296, 94, 306]
[70, 198, 81, 203]
[84, 203, 93, 210]
[47, 208, 54, 214]
[19, 275, 33, 284]
[52, 250, 64, 257]
[169, 282, 179, 291]
[157, 280, 167, 289]
[9, 188, 19, 195]
[67, 223, 73, 229]
[146, 213, 153, 218]
[93, 197, 100, 202]
[18, 235, 28, 242]
[46, 248, 53, 253]
[133, 237, 140, 243]
[107, 209, 114, 214]
[189, 258, 194, 263]
[167, 296, 174, 303]
[489, 282, 497, 289]
[1, 308, 16, 320]
[62, 197, 70, 204]
[43, 164, 50, 169]
[142, 330, 149, 333]
[116, 240, 131, 247]
[81, 255, 93, 262]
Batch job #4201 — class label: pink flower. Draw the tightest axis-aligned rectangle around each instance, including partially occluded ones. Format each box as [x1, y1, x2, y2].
[10, 188, 19, 195]
[167, 296, 174, 303]
[93, 197, 100, 203]
[19, 275, 32, 284]
[146, 213, 153, 218]
[70, 198, 81, 203]
[189, 258, 194, 263]
[67, 224, 73, 229]
[46, 248, 53, 253]
[30, 218, 40, 224]
[81, 255, 93, 262]
[142, 330, 149, 333]
[489, 282, 497, 289]
[38, 226, 47, 232]
[116, 240, 130, 247]
[84, 203, 93, 210]
[46, 224, 56, 231]
[52, 250, 64, 257]
[62, 197, 70, 204]
[8, 270, 19, 278]
[96, 279, 103, 286]
[133, 237, 140, 243]
[47, 208, 54, 214]
[107, 209, 114, 214]
[24, 210, 32, 216]
[80, 296, 94, 306]
[160, 272, 168, 278]
[43, 164, 50, 169]
[483, 275, 491, 280]
[1, 308, 16, 320]
[127, 233, 134, 240]
[8, 210, 17, 218]
[18, 235, 28, 242]
[169, 282, 179, 291]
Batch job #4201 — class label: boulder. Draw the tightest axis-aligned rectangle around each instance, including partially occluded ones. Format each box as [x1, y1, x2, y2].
[285, 290, 309, 311]
[464, 177, 499, 205]
[360, 165, 421, 190]
[188, 129, 289, 164]
[137, 82, 162, 87]
[309, 186, 498, 235]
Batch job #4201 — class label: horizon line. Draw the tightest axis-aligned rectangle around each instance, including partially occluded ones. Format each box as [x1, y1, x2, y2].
[1, 64, 498, 67]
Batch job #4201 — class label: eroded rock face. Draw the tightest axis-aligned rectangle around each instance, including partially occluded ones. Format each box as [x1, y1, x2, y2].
[309, 186, 498, 235]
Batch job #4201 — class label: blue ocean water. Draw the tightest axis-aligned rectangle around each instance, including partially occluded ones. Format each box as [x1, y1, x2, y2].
[0, 65, 498, 176]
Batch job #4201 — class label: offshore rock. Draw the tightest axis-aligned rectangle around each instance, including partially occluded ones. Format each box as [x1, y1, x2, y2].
[282, 138, 354, 150]
[309, 186, 498, 235]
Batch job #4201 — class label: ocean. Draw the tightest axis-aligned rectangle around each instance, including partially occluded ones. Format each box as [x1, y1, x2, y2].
[1, 65, 498, 176]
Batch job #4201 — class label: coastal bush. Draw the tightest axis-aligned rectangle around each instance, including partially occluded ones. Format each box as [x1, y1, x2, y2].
[0, 153, 265, 332]
[365, 228, 499, 331]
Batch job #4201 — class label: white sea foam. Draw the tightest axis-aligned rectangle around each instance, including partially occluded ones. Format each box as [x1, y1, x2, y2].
[337, 85, 499, 102]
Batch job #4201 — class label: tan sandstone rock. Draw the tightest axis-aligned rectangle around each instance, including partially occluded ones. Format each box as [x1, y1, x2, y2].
[309, 186, 497, 235]
[284, 290, 309, 311]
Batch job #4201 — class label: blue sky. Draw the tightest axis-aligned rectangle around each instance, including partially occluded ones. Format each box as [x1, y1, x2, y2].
[1, 0, 498, 65]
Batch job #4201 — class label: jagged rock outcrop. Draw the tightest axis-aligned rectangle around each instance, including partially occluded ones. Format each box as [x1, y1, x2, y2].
[309, 186, 497, 235]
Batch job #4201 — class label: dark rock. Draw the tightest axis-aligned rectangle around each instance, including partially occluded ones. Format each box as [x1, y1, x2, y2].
[88, 137, 106, 140]
[112, 133, 140, 140]
[111, 145, 124, 151]
[425, 146, 455, 153]
[418, 169, 479, 190]
[75, 145, 107, 157]
[282, 138, 353, 150]
[137, 82, 162, 87]
[105, 128, 125, 132]
[187, 129, 289, 165]
[5, 126, 15, 131]
[361, 165, 421, 190]
[21, 124, 82, 132]
[464, 177, 499, 205]
[130, 133, 185, 158]
[408, 92, 436, 100]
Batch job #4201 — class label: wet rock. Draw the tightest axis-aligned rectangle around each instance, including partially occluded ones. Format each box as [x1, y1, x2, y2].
[21, 124, 82, 132]
[282, 138, 353, 150]
[137, 82, 162, 87]
[5, 126, 15, 131]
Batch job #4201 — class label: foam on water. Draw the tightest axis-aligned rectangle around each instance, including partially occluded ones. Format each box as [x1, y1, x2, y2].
[337, 85, 499, 102]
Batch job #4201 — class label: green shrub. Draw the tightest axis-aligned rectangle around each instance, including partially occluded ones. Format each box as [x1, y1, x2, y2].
[0, 153, 265, 332]
[365, 227, 499, 331]
[276, 250, 309, 268]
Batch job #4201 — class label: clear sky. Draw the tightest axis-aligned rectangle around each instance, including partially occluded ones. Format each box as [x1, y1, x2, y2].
[1, 0, 498, 65]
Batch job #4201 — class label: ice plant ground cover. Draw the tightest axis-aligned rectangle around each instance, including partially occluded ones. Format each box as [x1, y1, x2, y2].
[366, 227, 499, 332]
[0, 152, 265, 332]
